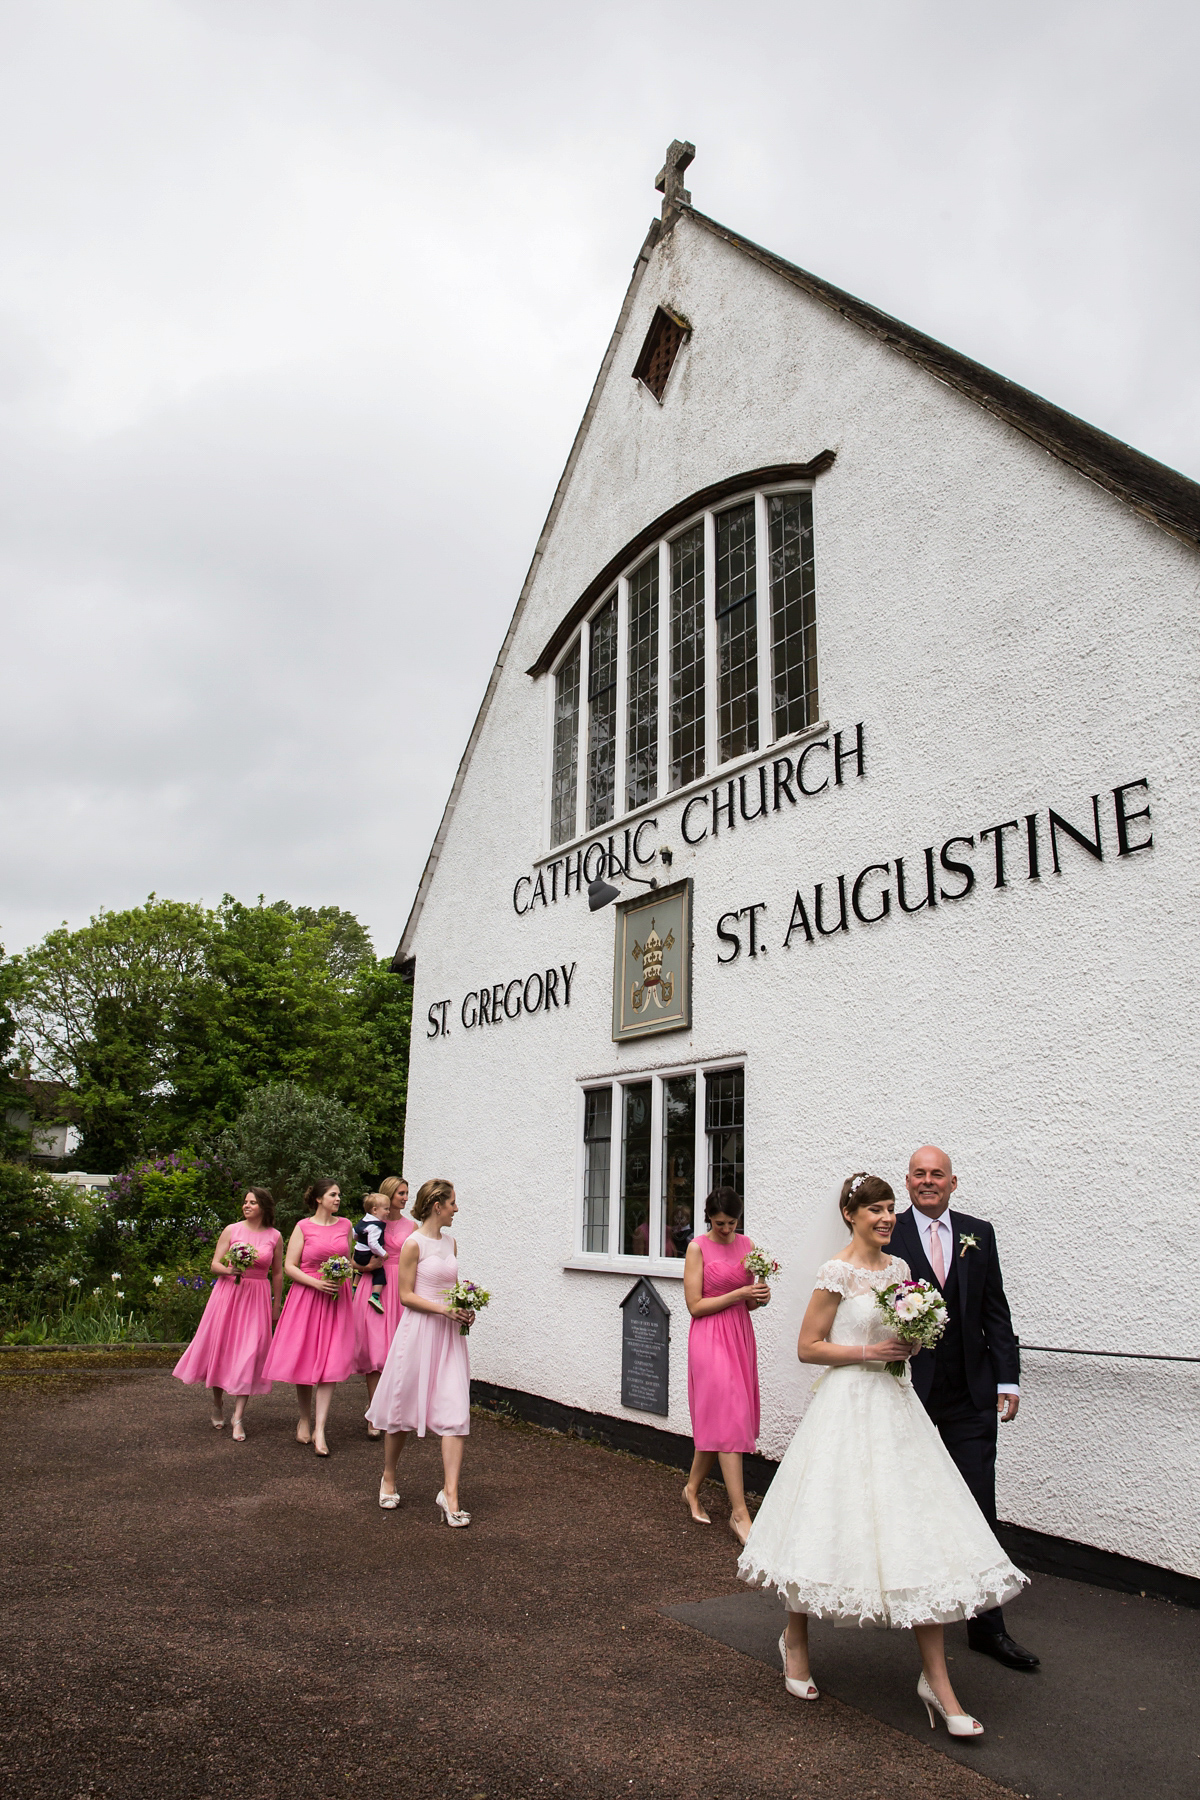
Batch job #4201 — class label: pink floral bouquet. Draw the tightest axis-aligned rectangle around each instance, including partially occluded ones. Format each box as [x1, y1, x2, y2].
[224, 1241, 259, 1285]
[875, 1277, 948, 1377]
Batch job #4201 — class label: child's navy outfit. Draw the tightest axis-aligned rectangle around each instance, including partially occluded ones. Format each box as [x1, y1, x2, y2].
[354, 1215, 388, 1312]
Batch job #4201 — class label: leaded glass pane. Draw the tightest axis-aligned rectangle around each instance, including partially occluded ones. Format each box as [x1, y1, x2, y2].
[715, 503, 758, 763]
[586, 593, 618, 829]
[769, 491, 818, 737]
[669, 524, 705, 789]
[661, 1074, 696, 1257]
[583, 1086, 612, 1254]
[550, 636, 581, 847]
[705, 1067, 745, 1202]
[625, 555, 659, 810]
[621, 1081, 652, 1256]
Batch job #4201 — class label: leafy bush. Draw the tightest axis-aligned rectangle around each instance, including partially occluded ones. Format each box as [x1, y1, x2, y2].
[2, 1291, 152, 1345]
[0, 1162, 87, 1288]
[212, 1082, 373, 1216]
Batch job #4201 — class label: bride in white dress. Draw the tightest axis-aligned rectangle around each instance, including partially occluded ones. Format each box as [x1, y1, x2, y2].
[737, 1172, 1026, 1739]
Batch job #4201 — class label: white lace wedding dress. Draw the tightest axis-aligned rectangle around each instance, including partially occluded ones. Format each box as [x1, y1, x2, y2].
[737, 1256, 1027, 1628]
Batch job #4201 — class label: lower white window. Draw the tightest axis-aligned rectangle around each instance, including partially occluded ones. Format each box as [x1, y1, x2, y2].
[576, 1062, 745, 1269]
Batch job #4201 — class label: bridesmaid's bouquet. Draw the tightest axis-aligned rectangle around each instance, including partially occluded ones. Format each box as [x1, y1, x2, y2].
[744, 1247, 781, 1282]
[875, 1278, 949, 1377]
[442, 1278, 490, 1336]
[224, 1241, 259, 1285]
[319, 1255, 354, 1292]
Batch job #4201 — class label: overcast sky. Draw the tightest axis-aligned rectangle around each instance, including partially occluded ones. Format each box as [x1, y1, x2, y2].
[3, 0, 1198, 962]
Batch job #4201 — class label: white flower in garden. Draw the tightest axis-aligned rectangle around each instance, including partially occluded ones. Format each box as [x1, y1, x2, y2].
[68, 1277, 81, 1287]
[116, 1291, 125, 1299]
[92, 1287, 103, 1296]
[152, 1274, 163, 1287]
[111, 1272, 121, 1282]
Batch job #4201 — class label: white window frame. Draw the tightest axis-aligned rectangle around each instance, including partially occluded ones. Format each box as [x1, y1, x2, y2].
[565, 1057, 746, 1280]
[545, 483, 818, 855]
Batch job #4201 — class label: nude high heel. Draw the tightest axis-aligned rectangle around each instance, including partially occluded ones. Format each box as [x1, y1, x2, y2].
[778, 1632, 819, 1700]
[436, 1489, 470, 1528]
[918, 1673, 984, 1738]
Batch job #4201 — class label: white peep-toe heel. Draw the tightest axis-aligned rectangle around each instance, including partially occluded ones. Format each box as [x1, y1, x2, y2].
[778, 1632, 819, 1700]
[436, 1489, 470, 1528]
[918, 1673, 984, 1738]
[378, 1481, 401, 1511]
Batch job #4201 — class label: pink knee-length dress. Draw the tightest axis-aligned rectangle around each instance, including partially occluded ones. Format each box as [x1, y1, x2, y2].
[365, 1232, 470, 1437]
[172, 1223, 281, 1396]
[352, 1215, 416, 1374]
[687, 1233, 761, 1453]
[262, 1216, 357, 1386]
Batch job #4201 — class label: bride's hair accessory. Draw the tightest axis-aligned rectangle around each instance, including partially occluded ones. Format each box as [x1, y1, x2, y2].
[839, 1171, 895, 1225]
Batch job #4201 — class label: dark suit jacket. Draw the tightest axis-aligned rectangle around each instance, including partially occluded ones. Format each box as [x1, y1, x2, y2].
[888, 1207, 1020, 1413]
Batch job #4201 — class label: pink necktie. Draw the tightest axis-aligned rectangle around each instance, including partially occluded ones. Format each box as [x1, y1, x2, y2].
[928, 1221, 946, 1285]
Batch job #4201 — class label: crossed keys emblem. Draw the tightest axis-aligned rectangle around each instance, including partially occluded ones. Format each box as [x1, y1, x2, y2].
[630, 918, 676, 1012]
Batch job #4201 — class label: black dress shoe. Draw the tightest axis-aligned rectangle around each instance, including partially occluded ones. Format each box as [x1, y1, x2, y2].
[967, 1630, 1040, 1670]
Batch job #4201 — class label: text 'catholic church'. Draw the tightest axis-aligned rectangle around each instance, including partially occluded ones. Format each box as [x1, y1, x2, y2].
[396, 144, 1199, 1596]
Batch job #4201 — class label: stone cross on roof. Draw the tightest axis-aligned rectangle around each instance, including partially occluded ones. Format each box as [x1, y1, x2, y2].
[655, 139, 695, 218]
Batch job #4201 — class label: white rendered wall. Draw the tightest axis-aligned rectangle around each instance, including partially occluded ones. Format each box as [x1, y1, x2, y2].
[402, 213, 1200, 1579]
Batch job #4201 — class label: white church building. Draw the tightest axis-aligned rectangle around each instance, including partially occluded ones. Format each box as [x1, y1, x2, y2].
[396, 143, 1199, 1599]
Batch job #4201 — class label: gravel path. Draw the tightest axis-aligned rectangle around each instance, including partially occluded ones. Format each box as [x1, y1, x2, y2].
[0, 1371, 1018, 1800]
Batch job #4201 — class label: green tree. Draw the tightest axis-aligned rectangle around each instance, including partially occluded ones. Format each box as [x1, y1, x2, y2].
[14, 898, 210, 1169]
[12, 896, 412, 1173]
[212, 1082, 373, 1214]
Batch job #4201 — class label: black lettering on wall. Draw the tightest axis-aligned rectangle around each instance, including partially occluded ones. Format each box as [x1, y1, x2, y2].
[979, 820, 1021, 888]
[852, 863, 891, 924]
[504, 979, 523, 1019]
[632, 818, 659, 864]
[783, 891, 815, 946]
[681, 795, 709, 844]
[896, 848, 937, 914]
[1025, 814, 1040, 882]
[712, 781, 736, 833]
[814, 876, 849, 936]
[739, 768, 768, 822]
[1049, 796, 1103, 875]
[513, 876, 532, 916]
[491, 983, 505, 1024]
[834, 723, 865, 785]
[478, 987, 492, 1025]
[716, 912, 741, 963]
[1113, 780, 1152, 857]
[939, 837, 976, 902]
[544, 967, 561, 1008]
[797, 739, 830, 795]
[772, 758, 795, 809]
[561, 962, 577, 1004]
[461, 991, 479, 1030]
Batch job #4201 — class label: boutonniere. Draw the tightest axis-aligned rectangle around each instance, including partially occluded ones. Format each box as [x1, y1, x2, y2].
[958, 1234, 979, 1259]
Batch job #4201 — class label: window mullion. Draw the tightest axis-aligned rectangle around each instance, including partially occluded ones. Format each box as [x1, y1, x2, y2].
[695, 1065, 709, 1212]
[614, 576, 630, 820]
[702, 511, 718, 770]
[754, 491, 773, 749]
[575, 624, 590, 841]
[648, 1074, 664, 1259]
[656, 538, 670, 806]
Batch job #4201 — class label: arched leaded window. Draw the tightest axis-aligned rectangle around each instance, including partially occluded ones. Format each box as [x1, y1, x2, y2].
[545, 479, 819, 849]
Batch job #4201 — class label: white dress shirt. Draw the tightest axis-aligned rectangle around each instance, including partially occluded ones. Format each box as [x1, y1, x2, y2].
[914, 1206, 1019, 1398]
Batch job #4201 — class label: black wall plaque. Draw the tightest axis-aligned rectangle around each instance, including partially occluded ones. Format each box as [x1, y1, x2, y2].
[619, 1277, 670, 1417]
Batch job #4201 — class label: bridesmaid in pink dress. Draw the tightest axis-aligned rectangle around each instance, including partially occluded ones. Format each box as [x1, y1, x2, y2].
[262, 1178, 357, 1456]
[368, 1178, 475, 1522]
[172, 1188, 282, 1440]
[682, 1186, 771, 1544]
[352, 1176, 415, 1434]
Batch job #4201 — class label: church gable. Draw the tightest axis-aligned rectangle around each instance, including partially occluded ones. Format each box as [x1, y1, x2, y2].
[396, 144, 1199, 964]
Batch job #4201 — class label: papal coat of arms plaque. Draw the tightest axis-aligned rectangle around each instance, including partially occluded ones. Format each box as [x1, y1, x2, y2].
[611, 879, 692, 1042]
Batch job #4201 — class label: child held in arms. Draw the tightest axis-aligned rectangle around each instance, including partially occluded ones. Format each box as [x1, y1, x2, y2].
[353, 1192, 391, 1314]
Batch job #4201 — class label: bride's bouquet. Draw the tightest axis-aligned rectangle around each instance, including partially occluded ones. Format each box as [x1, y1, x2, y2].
[442, 1278, 490, 1336]
[744, 1247, 781, 1282]
[319, 1254, 354, 1292]
[875, 1277, 948, 1377]
[224, 1241, 259, 1285]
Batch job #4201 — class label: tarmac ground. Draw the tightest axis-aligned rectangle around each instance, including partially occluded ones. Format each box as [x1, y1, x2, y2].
[1, 1366, 1187, 1800]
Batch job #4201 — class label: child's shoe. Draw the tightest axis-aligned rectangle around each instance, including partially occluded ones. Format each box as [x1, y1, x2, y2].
[368, 1291, 385, 1314]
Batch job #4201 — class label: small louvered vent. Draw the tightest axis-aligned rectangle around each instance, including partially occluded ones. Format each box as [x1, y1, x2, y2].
[632, 306, 689, 402]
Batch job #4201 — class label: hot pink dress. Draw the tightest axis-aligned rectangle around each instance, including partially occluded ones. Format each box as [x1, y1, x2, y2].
[172, 1224, 281, 1396]
[365, 1232, 470, 1437]
[262, 1216, 357, 1386]
[687, 1233, 761, 1453]
[352, 1216, 416, 1374]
